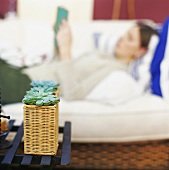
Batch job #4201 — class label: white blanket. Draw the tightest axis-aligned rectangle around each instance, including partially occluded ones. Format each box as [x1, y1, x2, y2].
[0, 19, 54, 67]
[0, 40, 52, 67]
[86, 71, 144, 105]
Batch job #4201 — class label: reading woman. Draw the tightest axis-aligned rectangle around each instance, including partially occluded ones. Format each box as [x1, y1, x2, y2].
[0, 20, 158, 104]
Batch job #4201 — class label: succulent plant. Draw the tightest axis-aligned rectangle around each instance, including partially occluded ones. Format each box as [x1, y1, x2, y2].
[27, 86, 55, 95]
[22, 90, 60, 106]
[22, 80, 60, 106]
[30, 80, 59, 89]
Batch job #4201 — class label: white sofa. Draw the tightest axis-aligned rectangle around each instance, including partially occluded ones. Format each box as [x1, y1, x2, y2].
[3, 94, 169, 143]
[1, 0, 169, 144]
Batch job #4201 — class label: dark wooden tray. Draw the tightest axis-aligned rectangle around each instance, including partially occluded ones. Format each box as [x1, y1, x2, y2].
[0, 120, 71, 169]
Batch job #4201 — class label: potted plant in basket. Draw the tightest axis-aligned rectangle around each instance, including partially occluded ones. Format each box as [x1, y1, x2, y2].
[30, 80, 60, 97]
[22, 80, 60, 156]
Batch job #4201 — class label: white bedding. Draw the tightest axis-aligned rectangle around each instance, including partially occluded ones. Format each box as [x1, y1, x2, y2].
[86, 71, 144, 105]
[0, 19, 54, 67]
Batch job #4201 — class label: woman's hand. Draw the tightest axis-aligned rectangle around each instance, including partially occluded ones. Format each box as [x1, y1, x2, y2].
[56, 19, 72, 60]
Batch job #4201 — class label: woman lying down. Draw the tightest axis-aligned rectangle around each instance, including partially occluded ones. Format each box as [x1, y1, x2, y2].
[0, 20, 158, 105]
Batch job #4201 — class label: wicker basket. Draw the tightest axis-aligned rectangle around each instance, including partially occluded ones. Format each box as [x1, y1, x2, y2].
[23, 104, 59, 155]
[54, 87, 60, 98]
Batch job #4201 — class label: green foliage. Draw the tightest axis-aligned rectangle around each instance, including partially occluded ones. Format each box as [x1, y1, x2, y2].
[30, 80, 59, 89]
[22, 80, 60, 106]
[27, 86, 55, 95]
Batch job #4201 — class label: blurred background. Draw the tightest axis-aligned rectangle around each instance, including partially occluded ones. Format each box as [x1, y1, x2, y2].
[0, 0, 169, 23]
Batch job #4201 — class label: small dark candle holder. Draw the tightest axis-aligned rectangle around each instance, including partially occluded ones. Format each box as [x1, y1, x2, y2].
[0, 88, 12, 149]
[0, 114, 12, 149]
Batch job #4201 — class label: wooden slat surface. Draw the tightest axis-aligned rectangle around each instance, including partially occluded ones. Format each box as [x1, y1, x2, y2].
[0, 121, 71, 167]
[61, 121, 71, 165]
[21, 154, 33, 165]
[2, 123, 23, 164]
[40, 156, 52, 166]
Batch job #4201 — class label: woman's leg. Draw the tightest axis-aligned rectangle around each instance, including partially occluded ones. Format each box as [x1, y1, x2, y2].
[22, 59, 60, 82]
[0, 59, 31, 105]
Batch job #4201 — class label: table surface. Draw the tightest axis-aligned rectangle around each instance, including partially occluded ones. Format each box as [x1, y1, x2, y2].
[0, 120, 71, 169]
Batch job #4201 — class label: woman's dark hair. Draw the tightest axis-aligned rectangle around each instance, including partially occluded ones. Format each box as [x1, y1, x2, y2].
[137, 21, 159, 49]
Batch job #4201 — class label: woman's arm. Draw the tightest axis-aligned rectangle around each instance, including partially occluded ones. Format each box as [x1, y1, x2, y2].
[56, 19, 72, 61]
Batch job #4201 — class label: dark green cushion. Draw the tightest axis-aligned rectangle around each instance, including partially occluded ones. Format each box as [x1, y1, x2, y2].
[0, 59, 31, 105]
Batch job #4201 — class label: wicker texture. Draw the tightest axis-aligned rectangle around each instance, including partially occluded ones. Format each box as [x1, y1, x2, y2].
[23, 104, 59, 155]
[55, 87, 60, 98]
[57, 140, 169, 170]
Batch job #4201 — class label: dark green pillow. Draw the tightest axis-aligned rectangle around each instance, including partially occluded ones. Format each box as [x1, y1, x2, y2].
[0, 59, 31, 105]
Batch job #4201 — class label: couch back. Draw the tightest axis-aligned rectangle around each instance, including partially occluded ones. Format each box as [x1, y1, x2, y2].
[17, 0, 94, 24]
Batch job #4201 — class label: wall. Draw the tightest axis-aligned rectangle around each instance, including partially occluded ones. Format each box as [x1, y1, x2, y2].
[0, 0, 169, 23]
[93, 0, 169, 23]
[0, 0, 17, 18]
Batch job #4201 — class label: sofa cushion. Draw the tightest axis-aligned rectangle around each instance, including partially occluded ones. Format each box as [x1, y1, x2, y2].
[3, 94, 169, 142]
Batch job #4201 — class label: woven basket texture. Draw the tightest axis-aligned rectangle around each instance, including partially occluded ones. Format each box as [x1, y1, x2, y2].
[23, 104, 59, 155]
[55, 87, 60, 98]
[57, 140, 169, 170]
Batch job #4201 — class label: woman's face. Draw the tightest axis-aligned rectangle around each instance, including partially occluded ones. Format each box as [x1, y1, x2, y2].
[114, 26, 142, 62]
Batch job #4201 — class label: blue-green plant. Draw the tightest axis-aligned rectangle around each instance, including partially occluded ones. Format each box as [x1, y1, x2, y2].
[22, 86, 60, 106]
[30, 80, 59, 89]
[27, 86, 55, 95]
[22, 88, 60, 106]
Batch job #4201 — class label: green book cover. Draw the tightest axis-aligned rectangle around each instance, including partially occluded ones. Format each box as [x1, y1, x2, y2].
[54, 7, 69, 47]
